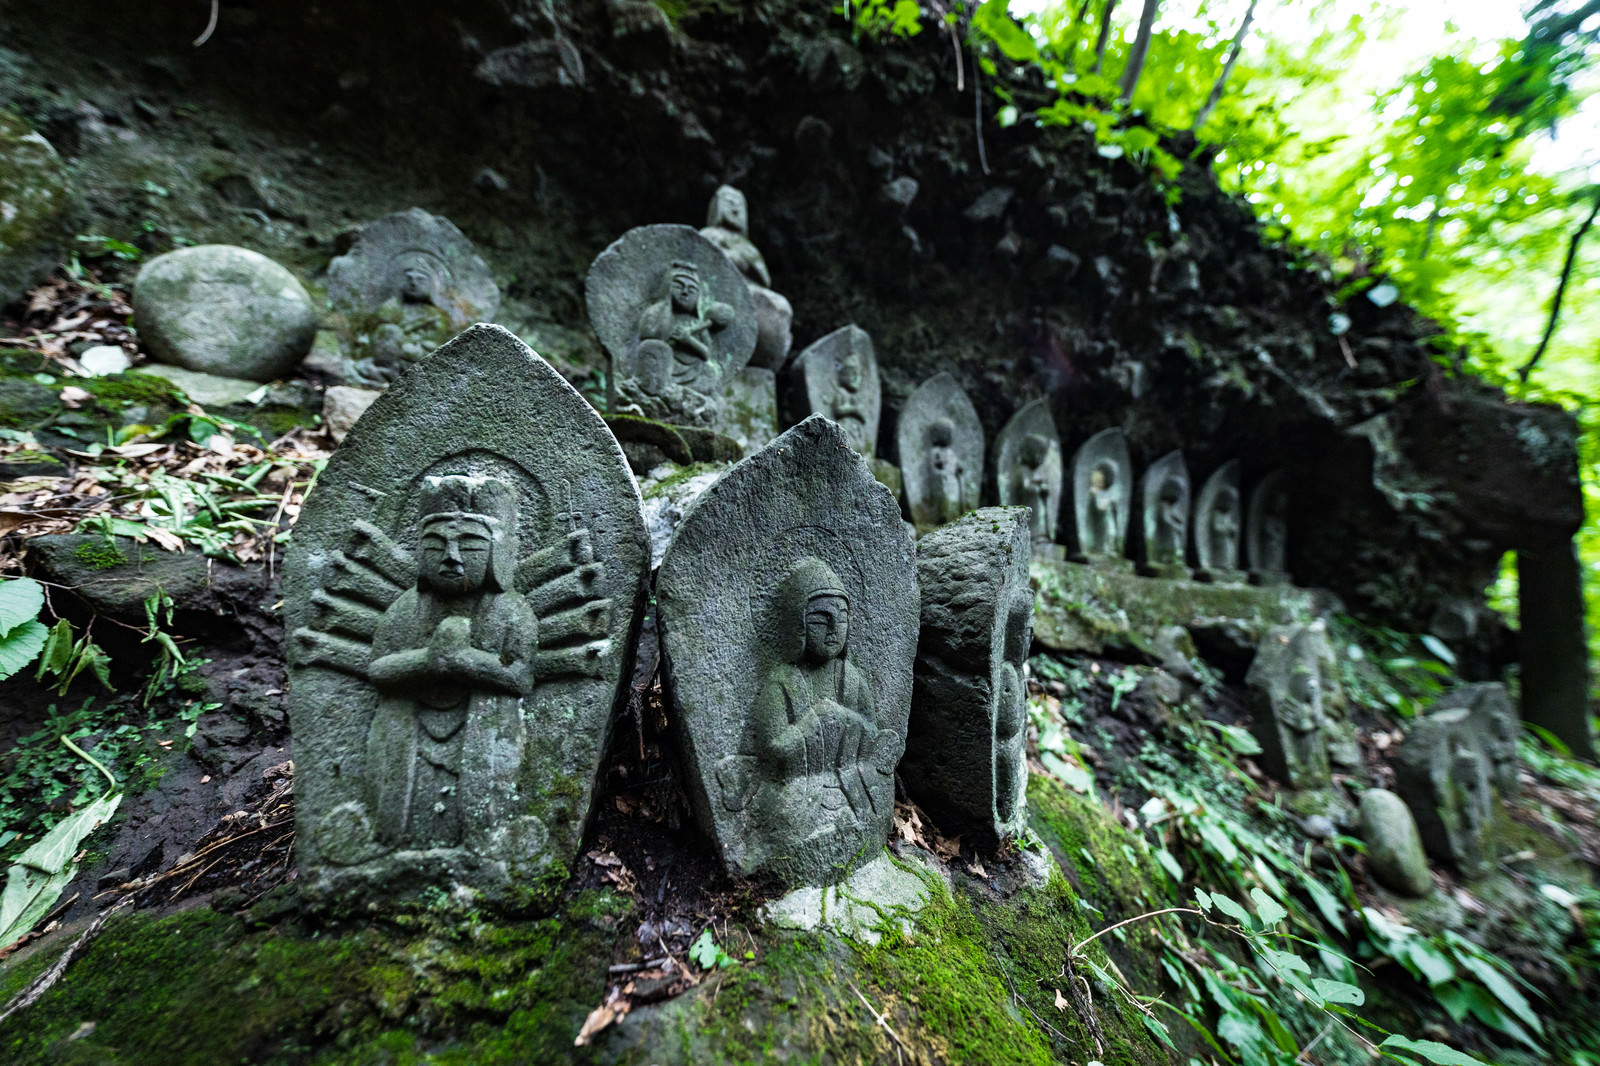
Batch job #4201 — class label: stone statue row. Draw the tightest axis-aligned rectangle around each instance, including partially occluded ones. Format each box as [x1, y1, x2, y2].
[285, 326, 1034, 906]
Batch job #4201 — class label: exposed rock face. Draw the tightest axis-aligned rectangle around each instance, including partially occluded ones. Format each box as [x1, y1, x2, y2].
[284, 324, 649, 905]
[321, 385, 382, 443]
[134, 245, 317, 382]
[656, 416, 917, 888]
[0, 109, 73, 305]
[901, 507, 1032, 845]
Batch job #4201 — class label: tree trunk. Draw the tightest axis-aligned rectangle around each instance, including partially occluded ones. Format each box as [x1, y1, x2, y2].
[1190, 0, 1258, 131]
[1518, 184, 1600, 383]
[1091, 0, 1119, 75]
[1118, 0, 1161, 102]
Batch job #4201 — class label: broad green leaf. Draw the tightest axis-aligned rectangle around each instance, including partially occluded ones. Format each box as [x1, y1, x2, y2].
[1313, 977, 1365, 1006]
[1303, 876, 1347, 935]
[1196, 819, 1239, 865]
[34, 618, 75, 679]
[1206, 721, 1263, 755]
[1452, 949, 1542, 1034]
[0, 791, 121, 948]
[0, 618, 48, 681]
[1378, 1034, 1485, 1065]
[1261, 946, 1311, 975]
[1154, 847, 1182, 883]
[1249, 887, 1287, 930]
[972, 0, 1039, 63]
[0, 576, 43, 638]
[1193, 888, 1213, 913]
[1209, 891, 1253, 928]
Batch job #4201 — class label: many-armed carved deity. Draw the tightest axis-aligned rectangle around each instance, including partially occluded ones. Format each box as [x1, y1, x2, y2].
[285, 326, 649, 904]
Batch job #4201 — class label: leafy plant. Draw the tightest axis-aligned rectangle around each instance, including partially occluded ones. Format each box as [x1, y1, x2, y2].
[0, 577, 49, 682]
[688, 928, 738, 970]
[34, 618, 113, 696]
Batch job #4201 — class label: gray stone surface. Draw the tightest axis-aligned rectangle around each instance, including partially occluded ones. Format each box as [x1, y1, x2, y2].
[134, 245, 317, 382]
[1359, 788, 1433, 897]
[1069, 427, 1132, 562]
[698, 185, 793, 370]
[1194, 459, 1245, 582]
[0, 110, 74, 304]
[762, 851, 937, 945]
[327, 209, 501, 385]
[1433, 683, 1519, 797]
[1246, 624, 1332, 790]
[1307, 619, 1360, 770]
[783, 325, 881, 457]
[1393, 707, 1493, 878]
[657, 416, 918, 888]
[322, 385, 382, 443]
[639, 463, 727, 570]
[140, 363, 270, 408]
[586, 224, 757, 428]
[1247, 469, 1289, 583]
[900, 508, 1032, 845]
[1137, 450, 1190, 578]
[720, 366, 779, 455]
[284, 324, 650, 905]
[29, 534, 211, 618]
[996, 399, 1063, 550]
[896, 372, 983, 534]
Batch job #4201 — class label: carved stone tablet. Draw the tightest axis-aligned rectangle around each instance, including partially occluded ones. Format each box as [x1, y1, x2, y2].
[586, 224, 757, 429]
[1069, 427, 1132, 563]
[1247, 469, 1290, 583]
[698, 185, 793, 370]
[1246, 624, 1331, 790]
[657, 416, 918, 888]
[783, 325, 881, 457]
[1393, 708, 1492, 878]
[1433, 683, 1519, 797]
[1137, 450, 1190, 578]
[1194, 459, 1245, 582]
[900, 508, 1032, 845]
[327, 208, 501, 384]
[996, 399, 1064, 550]
[897, 373, 984, 534]
[284, 324, 649, 904]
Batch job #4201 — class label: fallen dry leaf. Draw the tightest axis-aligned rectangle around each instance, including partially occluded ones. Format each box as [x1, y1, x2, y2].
[1054, 988, 1069, 1012]
[58, 385, 92, 409]
[573, 986, 631, 1046]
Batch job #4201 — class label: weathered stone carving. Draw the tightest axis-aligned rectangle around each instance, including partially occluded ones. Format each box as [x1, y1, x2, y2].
[896, 373, 983, 534]
[1137, 450, 1190, 577]
[996, 399, 1063, 549]
[900, 508, 1032, 844]
[327, 208, 501, 384]
[1246, 624, 1331, 790]
[1194, 459, 1245, 582]
[1307, 620, 1360, 770]
[587, 224, 757, 428]
[657, 416, 918, 887]
[1247, 469, 1290, 583]
[1433, 683, 1519, 797]
[1069, 428, 1133, 563]
[698, 185, 793, 370]
[285, 324, 649, 902]
[783, 325, 881, 456]
[1393, 708, 1493, 878]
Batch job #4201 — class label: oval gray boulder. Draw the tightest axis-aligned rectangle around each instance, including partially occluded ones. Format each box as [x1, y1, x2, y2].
[1359, 788, 1433, 897]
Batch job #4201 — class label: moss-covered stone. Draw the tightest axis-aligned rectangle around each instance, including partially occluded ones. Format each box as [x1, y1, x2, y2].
[0, 109, 74, 303]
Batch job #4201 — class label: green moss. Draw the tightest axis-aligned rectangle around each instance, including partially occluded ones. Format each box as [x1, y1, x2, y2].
[77, 371, 184, 410]
[71, 539, 129, 570]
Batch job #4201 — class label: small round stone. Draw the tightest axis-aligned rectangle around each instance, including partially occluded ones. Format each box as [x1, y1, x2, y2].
[134, 245, 318, 382]
[1358, 788, 1433, 897]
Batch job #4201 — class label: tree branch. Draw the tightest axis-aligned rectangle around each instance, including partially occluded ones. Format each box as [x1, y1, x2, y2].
[1092, 0, 1119, 75]
[1519, 185, 1600, 384]
[1118, 0, 1162, 102]
[1191, 0, 1258, 131]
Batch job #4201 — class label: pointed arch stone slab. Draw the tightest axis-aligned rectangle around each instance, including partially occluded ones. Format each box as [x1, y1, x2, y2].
[901, 507, 1033, 846]
[656, 416, 919, 888]
[996, 398, 1063, 550]
[1247, 469, 1290, 584]
[1137, 450, 1191, 578]
[1069, 427, 1132, 565]
[781, 324, 881, 457]
[284, 323, 650, 906]
[1194, 459, 1245, 583]
[897, 372, 984, 534]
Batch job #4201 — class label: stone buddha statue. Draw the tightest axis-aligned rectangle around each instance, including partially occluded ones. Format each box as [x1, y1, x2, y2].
[1087, 460, 1122, 555]
[830, 345, 871, 452]
[699, 184, 793, 368]
[927, 418, 966, 525]
[363, 474, 537, 850]
[1019, 433, 1059, 545]
[752, 557, 899, 858]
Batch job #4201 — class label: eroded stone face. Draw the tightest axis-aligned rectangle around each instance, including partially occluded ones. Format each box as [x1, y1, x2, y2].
[327, 208, 501, 384]
[1069, 427, 1132, 562]
[1246, 623, 1331, 790]
[134, 245, 318, 382]
[996, 399, 1063, 550]
[587, 224, 757, 429]
[785, 325, 881, 457]
[1247, 469, 1290, 582]
[699, 185, 793, 370]
[284, 324, 649, 905]
[657, 416, 917, 888]
[897, 373, 983, 534]
[1139, 450, 1190, 577]
[1194, 459, 1245, 582]
[1393, 707, 1493, 878]
[901, 507, 1032, 844]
